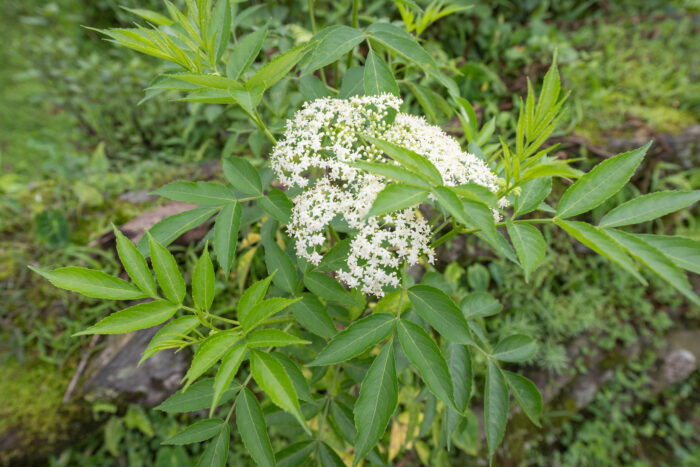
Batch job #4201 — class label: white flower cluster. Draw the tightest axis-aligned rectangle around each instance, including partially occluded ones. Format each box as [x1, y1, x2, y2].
[270, 94, 501, 296]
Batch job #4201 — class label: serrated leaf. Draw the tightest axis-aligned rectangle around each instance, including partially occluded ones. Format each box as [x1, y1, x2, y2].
[149, 234, 186, 304]
[213, 202, 241, 276]
[272, 352, 312, 402]
[492, 334, 537, 362]
[241, 297, 301, 331]
[363, 50, 399, 96]
[635, 234, 700, 274]
[555, 219, 646, 284]
[163, 419, 226, 445]
[223, 158, 263, 195]
[210, 0, 232, 61]
[506, 220, 546, 282]
[138, 206, 219, 255]
[407, 285, 473, 345]
[503, 371, 542, 427]
[368, 184, 428, 217]
[351, 161, 430, 187]
[247, 43, 311, 91]
[310, 313, 396, 366]
[250, 350, 310, 434]
[236, 388, 275, 467]
[599, 190, 700, 228]
[513, 177, 552, 217]
[211, 344, 247, 417]
[318, 239, 352, 271]
[75, 300, 180, 336]
[227, 27, 267, 80]
[366, 22, 435, 68]
[397, 320, 455, 409]
[30, 266, 147, 300]
[196, 424, 229, 467]
[299, 74, 331, 100]
[114, 227, 157, 297]
[258, 188, 293, 224]
[303, 272, 360, 307]
[288, 293, 337, 338]
[184, 330, 241, 388]
[171, 73, 244, 90]
[353, 342, 398, 465]
[339, 66, 365, 98]
[275, 441, 315, 467]
[448, 343, 472, 413]
[319, 442, 345, 467]
[238, 275, 274, 319]
[262, 237, 297, 294]
[366, 136, 442, 185]
[304, 25, 365, 73]
[485, 360, 508, 459]
[557, 143, 650, 218]
[605, 229, 700, 306]
[193, 246, 215, 311]
[153, 181, 236, 205]
[156, 378, 240, 413]
[141, 316, 199, 365]
[460, 292, 502, 319]
[246, 328, 310, 348]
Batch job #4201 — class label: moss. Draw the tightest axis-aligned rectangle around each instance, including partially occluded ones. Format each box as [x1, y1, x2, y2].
[0, 358, 85, 463]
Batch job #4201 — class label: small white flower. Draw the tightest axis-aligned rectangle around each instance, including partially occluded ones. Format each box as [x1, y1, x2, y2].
[271, 94, 502, 296]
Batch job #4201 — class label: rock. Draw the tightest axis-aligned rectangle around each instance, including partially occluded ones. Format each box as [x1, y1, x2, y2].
[80, 326, 189, 407]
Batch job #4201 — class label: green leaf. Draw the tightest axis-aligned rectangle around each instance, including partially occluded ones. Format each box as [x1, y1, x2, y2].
[114, 227, 157, 297]
[605, 229, 700, 306]
[555, 219, 646, 284]
[432, 186, 470, 225]
[460, 292, 502, 318]
[635, 234, 700, 275]
[556, 143, 650, 218]
[236, 388, 276, 467]
[506, 220, 546, 282]
[303, 272, 360, 307]
[450, 183, 498, 208]
[304, 25, 365, 73]
[156, 378, 239, 413]
[193, 246, 215, 311]
[149, 234, 187, 304]
[318, 442, 345, 467]
[363, 50, 399, 96]
[163, 419, 226, 445]
[30, 266, 147, 300]
[246, 328, 310, 348]
[299, 74, 330, 100]
[448, 343, 472, 413]
[397, 320, 455, 409]
[492, 335, 537, 362]
[153, 181, 236, 205]
[121, 7, 173, 25]
[210, 344, 247, 417]
[484, 360, 508, 459]
[247, 43, 311, 91]
[407, 285, 473, 345]
[350, 161, 430, 187]
[275, 441, 315, 467]
[196, 424, 229, 467]
[365, 136, 442, 185]
[271, 352, 312, 402]
[223, 158, 263, 195]
[250, 350, 310, 434]
[503, 371, 542, 427]
[171, 73, 244, 90]
[339, 66, 365, 98]
[74, 300, 180, 336]
[513, 177, 552, 217]
[241, 297, 301, 331]
[288, 293, 337, 339]
[140, 316, 200, 365]
[262, 237, 297, 294]
[520, 159, 582, 183]
[535, 53, 560, 123]
[183, 330, 241, 388]
[310, 313, 396, 366]
[599, 190, 700, 228]
[138, 206, 219, 255]
[238, 275, 274, 318]
[353, 342, 398, 465]
[227, 27, 268, 80]
[367, 184, 429, 217]
[318, 239, 352, 271]
[258, 188, 293, 224]
[213, 202, 241, 276]
[366, 22, 435, 68]
[209, 0, 232, 61]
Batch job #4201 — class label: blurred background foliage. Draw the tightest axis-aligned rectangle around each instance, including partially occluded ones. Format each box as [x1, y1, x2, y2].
[0, 0, 698, 465]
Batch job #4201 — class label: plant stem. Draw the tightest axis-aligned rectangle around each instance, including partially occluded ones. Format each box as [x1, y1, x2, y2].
[308, 0, 317, 33]
[345, 0, 360, 68]
[254, 110, 277, 145]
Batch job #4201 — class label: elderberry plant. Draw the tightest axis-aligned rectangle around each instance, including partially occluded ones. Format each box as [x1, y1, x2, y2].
[32, 1, 700, 465]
